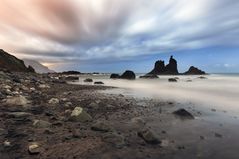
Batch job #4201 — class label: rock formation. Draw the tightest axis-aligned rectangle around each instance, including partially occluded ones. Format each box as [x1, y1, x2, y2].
[120, 70, 136, 80]
[184, 66, 206, 75]
[0, 49, 35, 72]
[148, 56, 178, 75]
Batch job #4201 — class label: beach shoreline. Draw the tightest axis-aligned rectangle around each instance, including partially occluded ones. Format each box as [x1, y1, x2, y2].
[1, 72, 239, 159]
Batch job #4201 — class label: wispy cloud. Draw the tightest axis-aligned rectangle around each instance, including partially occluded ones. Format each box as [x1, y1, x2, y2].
[0, 0, 239, 69]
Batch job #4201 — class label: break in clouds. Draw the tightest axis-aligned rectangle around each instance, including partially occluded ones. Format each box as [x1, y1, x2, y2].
[0, 0, 239, 67]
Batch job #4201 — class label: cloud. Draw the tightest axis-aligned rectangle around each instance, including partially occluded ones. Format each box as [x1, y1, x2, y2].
[0, 0, 239, 69]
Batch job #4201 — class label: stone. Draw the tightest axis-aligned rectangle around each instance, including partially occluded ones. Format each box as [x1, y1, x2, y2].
[84, 78, 93, 82]
[110, 74, 120, 79]
[48, 98, 59, 105]
[91, 121, 113, 132]
[94, 81, 104, 85]
[168, 78, 177, 82]
[5, 95, 30, 106]
[138, 129, 161, 144]
[3, 140, 11, 147]
[33, 120, 52, 128]
[65, 102, 73, 107]
[28, 143, 41, 155]
[64, 76, 79, 81]
[173, 109, 194, 119]
[69, 107, 92, 122]
[120, 70, 136, 80]
[103, 133, 125, 148]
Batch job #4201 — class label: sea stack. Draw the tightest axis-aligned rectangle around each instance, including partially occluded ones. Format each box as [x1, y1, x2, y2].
[184, 66, 206, 75]
[148, 56, 179, 75]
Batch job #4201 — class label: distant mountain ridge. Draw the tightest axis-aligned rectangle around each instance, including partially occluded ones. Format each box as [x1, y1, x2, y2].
[23, 59, 55, 74]
[0, 49, 35, 72]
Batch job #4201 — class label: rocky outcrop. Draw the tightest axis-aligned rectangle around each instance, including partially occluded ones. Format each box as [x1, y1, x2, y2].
[110, 73, 120, 79]
[148, 56, 178, 75]
[0, 49, 35, 72]
[184, 66, 206, 75]
[120, 70, 136, 80]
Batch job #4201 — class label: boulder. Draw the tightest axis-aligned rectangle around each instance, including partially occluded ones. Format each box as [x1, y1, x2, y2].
[84, 78, 93, 82]
[7, 112, 32, 118]
[120, 70, 136, 80]
[139, 74, 159, 79]
[138, 129, 161, 144]
[110, 74, 120, 79]
[69, 107, 92, 122]
[173, 109, 194, 119]
[184, 66, 206, 75]
[5, 95, 30, 106]
[91, 121, 113, 132]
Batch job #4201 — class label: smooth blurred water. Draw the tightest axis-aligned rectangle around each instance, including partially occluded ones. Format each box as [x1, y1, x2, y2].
[73, 74, 239, 113]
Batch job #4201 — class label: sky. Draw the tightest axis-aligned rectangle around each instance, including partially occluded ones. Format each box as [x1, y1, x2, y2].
[0, 0, 239, 73]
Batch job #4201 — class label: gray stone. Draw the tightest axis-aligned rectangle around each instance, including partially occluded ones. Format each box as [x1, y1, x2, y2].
[28, 143, 42, 155]
[138, 129, 161, 144]
[48, 98, 59, 105]
[5, 95, 30, 106]
[69, 107, 92, 122]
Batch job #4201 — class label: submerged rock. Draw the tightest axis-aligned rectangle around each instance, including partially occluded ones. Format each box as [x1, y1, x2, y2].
[69, 107, 92, 122]
[138, 129, 161, 144]
[120, 70, 136, 80]
[173, 109, 194, 119]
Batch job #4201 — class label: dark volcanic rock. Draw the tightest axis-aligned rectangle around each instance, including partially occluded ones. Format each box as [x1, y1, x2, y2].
[168, 78, 178, 82]
[184, 66, 206, 75]
[165, 56, 179, 74]
[139, 74, 159, 79]
[84, 78, 93, 82]
[148, 56, 178, 75]
[0, 49, 35, 72]
[65, 76, 79, 81]
[110, 73, 120, 79]
[173, 109, 194, 119]
[94, 81, 104, 85]
[120, 70, 136, 80]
